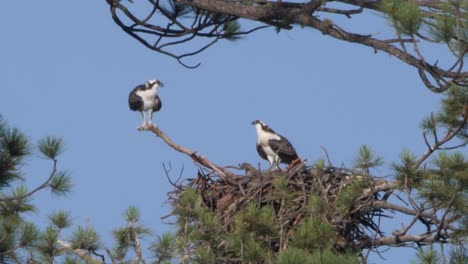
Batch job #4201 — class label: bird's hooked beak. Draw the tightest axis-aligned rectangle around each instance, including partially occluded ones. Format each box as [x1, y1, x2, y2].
[159, 81, 164, 88]
[252, 120, 263, 126]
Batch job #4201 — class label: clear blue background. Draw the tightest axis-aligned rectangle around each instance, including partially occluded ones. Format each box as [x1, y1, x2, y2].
[0, 1, 452, 263]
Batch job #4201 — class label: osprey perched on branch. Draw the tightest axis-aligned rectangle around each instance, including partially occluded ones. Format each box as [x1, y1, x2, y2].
[252, 120, 299, 169]
[128, 79, 164, 130]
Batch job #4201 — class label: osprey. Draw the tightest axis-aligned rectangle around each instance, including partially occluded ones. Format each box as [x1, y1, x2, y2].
[128, 79, 164, 130]
[252, 120, 298, 169]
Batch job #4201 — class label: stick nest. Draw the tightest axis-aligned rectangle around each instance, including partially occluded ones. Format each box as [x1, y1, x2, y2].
[167, 160, 389, 253]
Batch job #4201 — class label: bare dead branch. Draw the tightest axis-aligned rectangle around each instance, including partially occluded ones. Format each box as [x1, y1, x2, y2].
[163, 162, 184, 190]
[438, 140, 468, 150]
[372, 200, 433, 220]
[392, 209, 422, 236]
[357, 233, 437, 248]
[320, 145, 333, 167]
[141, 124, 234, 178]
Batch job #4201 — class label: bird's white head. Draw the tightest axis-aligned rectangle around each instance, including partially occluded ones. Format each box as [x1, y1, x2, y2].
[252, 120, 281, 144]
[251, 120, 270, 135]
[146, 79, 164, 89]
[252, 119, 270, 128]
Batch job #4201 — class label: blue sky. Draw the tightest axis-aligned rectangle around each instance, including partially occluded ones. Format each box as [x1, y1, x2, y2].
[0, 1, 453, 263]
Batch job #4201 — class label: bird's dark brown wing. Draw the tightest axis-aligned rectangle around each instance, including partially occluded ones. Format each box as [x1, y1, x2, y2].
[128, 85, 144, 111]
[269, 135, 298, 164]
[152, 95, 162, 112]
[256, 143, 268, 161]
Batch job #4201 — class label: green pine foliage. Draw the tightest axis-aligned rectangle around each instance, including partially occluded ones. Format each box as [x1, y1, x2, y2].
[307, 194, 328, 216]
[38, 136, 65, 160]
[392, 149, 423, 188]
[63, 256, 83, 264]
[0, 115, 72, 262]
[50, 171, 73, 196]
[37, 226, 61, 262]
[353, 145, 383, 175]
[268, 174, 300, 202]
[429, 12, 456, 43]
[276, 247, 360, 264]
[162, 0, 193, 18]
[335, 178, 369, 216]
[290, 217, 335, 251]
[448, 245, 468, 264]
[437, 85, 467, 135]
[379, 0, 467, 61]
[420, 85, 467, 142]
[419, 151, 467, 211]
[379, 0, 422, 35]
[70, 226, 101, 252]
[411, 247, 441, 264]
[48, 211, 73, 230]
[0, 122, 31, 186]
[427, 0, 467, 53]
[275, 247, 309, 264]
[109, 206, 152, 262]
[192, 245, 217, 263]
[396, 85, 467, 207]
[223, 21, 242, 40]
[148, 232, 176, 263]
[233, 203, 278, 241]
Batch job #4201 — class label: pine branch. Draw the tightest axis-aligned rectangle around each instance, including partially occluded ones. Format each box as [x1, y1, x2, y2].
[415, 112, 467, 168]
[356, 233, 439, 248]
[0, 159, 58, 202]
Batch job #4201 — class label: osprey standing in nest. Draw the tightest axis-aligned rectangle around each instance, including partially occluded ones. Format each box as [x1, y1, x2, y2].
[128, 79, 164, 130]
[252, 120, 299, 169]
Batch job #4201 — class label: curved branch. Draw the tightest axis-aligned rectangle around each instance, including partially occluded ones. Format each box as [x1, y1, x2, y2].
[141, 124, 234, 178]
[0, 159, 58, 202]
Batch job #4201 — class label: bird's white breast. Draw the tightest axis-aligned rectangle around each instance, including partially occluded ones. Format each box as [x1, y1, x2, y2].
[262, 144, 278, 159]
[257, 130, 280, 163]
[255, 125, 281, 145]
[136, 87, 158, 111]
